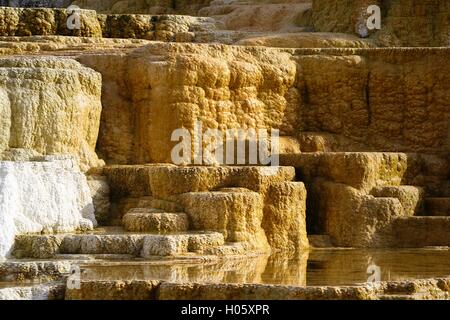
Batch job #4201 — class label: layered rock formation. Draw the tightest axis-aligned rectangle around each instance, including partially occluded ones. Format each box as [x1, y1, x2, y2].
[0, 7, 218, 40]
[74, 44, 450, 165]
[79, 43, 297, 164]
[0, 158, 96, 258]
[98, 165, 307, 252]
[0, 57, 103, 171]
[0, 0, 449, 301]
[313, 0, 450, 46]
[2, 0, 447, 46]
[73, 0, 212, 15]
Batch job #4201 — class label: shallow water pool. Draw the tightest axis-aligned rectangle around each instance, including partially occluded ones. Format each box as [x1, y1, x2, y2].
[80, 248, 450, 286]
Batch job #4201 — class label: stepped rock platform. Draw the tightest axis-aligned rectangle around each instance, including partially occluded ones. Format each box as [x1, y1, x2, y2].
[0, 0, 449, 301]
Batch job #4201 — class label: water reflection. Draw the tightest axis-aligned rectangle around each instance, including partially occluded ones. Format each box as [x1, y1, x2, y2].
[81, 249, 450, 286]
[305, 249, 450, 286]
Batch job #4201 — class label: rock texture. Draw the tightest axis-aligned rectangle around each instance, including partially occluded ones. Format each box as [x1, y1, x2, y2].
[99, 165, 308, 252]
[87, 175, 111, 225]
[312, 0, 450, 46]
[0, 0, 449, 301]
[0, 7, 218, 40]
[0, 57, 103, 171]
[63, 277, 450, 300]
[79, 43, 298, 164]
[65, 279, 160, 300]
[263, 182, 308, 251]
[0, 282, 65, 300]
[0, 159, 96, 258]
[0, 260, 71, 282]
[122, 208, 189, 233]
[198, 0, 311, 33]
[73, 0, 212, 15]
[281, 152, 449, 247]
[180, 190, 268, 250]
[74, 45, 450, 165]
[293, 50, 450, 154]
[12, 229, 227, 258]
[0, 7, 102, 37]
[0, 1, 71, 8]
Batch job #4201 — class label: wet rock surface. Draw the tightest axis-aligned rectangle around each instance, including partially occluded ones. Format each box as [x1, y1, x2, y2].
[0, 0, 449, 300]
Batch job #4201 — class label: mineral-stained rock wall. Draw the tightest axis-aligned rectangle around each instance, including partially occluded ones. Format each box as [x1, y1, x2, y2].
[0, 7, 217, 40]
[198, 0, 312, 32]
[99, 165, 308, 252]
[312, 0, 379, 36]
[0, 1, 449, 298]
[312, 0, 450, 46]
[79, 43, 298, 164]
[1, 1, 448, 46]
[73, 0, 212, 15]
[280, 152, 437, 247]
[80, 44, 450, 165]
[295, 49, 450, 154]
[376, 0, 450, 47]
[0, 57, 103, 171]
[0, 159, 96, 258]
[0, 7, 103, 37]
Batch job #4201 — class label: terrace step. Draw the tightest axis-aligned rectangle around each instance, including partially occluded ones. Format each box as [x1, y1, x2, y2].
[391, 217, 450, 248]
[371, 186, 425, 217]
[377, 294, 417, 300]
[0, 261, 71, 282]
[424, 198, 450, 216]
[122, 208, 189, 233]
[0, 282, 65, 300]
[204, 242, 249, 256]
[135, 197, 184, 213]
[53, 254, 136, 261]
[12, 228, 225, 259]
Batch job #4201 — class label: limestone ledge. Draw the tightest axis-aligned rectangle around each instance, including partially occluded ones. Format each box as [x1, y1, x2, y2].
[72, 0, 211, 15]
[312, 0, 450, 47]
[12, 231, 241, 259]
[0, 36, 150, 55]
[281, 152, 407, 192]
[2, 276, 448, 300]
[98, 165, 296, 199]
[1, 42, 448, 164]
[0, 0, 311, 33]
[95, 165, 308, 252]
[0, 282, 65, 300]
[281, 152, 449, 247]
[71, 44, 450, 164]
[64, 277, 450, 300]
[0, 7, 217, 40]
[0, 260, 71, 282]
[0, 56, 103, 171]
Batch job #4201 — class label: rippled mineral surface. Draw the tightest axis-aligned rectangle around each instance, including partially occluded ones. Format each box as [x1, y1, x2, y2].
[0, 0, 449, 300]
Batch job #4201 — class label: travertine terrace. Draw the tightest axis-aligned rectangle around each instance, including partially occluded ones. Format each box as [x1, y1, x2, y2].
[0, 0, 449, 300]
